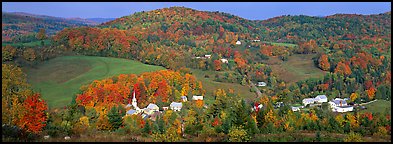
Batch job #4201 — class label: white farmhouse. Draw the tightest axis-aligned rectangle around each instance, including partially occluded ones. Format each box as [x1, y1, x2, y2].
[329, 99, 347, 107]
[236, 40, 241, 45]
[332, 106, 354, 113]
[220, 58, 228, 63]
[291, 106, 300, 112]
[257, 82, 267, 87]
[192, 95, 204, 101]
[146, 103, 159, 112]
[314, 95, 328, 103]
[170, 102, 183, 111]
[328, 99, 353, 113]
[204, 55, 211, 59]
[181, 96, 188, 102]
[302, 98, 315, 106]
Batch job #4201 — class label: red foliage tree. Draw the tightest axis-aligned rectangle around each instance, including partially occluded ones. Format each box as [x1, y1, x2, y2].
[214, 60, 222, 71]
[335, 61, 352, 76]
[19, 93, 48, 133]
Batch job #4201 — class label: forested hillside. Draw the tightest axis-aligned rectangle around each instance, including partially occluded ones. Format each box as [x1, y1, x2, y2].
[2, 12, 96, 42]
[2, 6, 391, 142]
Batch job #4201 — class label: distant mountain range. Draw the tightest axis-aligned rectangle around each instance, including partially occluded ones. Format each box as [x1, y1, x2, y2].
[3, 12, 116, 25]
[2, 11, 117, 42]
[86, 18, 116, 24]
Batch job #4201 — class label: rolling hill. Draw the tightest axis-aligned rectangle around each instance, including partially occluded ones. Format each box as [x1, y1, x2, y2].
[2, 12, 97, 42]
[23, 55, 165, 108]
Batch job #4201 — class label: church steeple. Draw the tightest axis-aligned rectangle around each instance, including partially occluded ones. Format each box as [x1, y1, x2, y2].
[132, 91, 139, 110]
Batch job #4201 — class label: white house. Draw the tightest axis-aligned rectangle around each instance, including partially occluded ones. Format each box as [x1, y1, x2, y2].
[162, 107, 169, 111]
[204, 55, 211, 59]
[332, 106, 354, 113]
[302, 98, 315, 106]
[329, 99, 347, 107]
[192, 95, 204, 101]
[291, 106, 300, 112]
[181, 96, 188, 102]
[257, 82, 267, 87]
[314, 95, 328, 103]
[170, 102, 183, 111]
[253, 39, 261, 42]
[236, 40, 241, 45]
[147, 103, 159, 111]
[328, 99, 353, 113]
[220, 58, 228, 63]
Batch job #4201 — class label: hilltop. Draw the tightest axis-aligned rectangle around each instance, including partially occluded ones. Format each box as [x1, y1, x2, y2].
[2, 12, 97, 42]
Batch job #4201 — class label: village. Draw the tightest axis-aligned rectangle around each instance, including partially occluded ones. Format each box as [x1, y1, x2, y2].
[124, 91, 204, 122]
[125, 78, 364, 123]
[251, 81, 366, 114]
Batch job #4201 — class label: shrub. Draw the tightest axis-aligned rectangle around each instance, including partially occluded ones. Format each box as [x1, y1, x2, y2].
[228, 125, 250, 142]
[343, 132, 363, 142]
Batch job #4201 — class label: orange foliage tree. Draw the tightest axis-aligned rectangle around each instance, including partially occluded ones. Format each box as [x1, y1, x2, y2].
[18, 93, 48, 133]
[366, 87, 376, 100]
[335, 61, 352, 76]
[76, 70, 203, 110]
[318, 54, 330, 71]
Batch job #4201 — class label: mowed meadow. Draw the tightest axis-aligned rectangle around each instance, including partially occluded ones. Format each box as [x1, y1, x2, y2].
[264, 54, 326, 84]
[23, 55, 165, 108]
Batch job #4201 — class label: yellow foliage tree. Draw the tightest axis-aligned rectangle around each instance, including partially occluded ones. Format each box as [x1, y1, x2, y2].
[2, 64, 33, 126]
[350, 93, 358, 102]
[335, 114, 345, 128]
[346, 113, 359, 129]
[228, 125, 250, 142]
[96, 115, 112, 131]
[264, 109, 276, 124]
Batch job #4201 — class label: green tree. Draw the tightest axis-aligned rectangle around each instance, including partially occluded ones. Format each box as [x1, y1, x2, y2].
[244, 115, 259, 135]
[143, 120, 152, 135]
[107, 106, 123, 130]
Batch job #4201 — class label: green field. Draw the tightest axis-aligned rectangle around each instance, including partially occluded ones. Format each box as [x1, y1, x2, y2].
[261, 41, 298, 47]
[23, 56, 165, 108]
[266, 54, 326, 84]
[2, 40, 51, 47]
[361, 100, 391, 114]
[190, 69, 256, 105]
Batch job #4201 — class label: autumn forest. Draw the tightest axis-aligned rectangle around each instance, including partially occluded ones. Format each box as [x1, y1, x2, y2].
[2, 5, 391, 142]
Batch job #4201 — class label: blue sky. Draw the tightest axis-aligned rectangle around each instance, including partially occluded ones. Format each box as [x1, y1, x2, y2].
[2, 2, 391, 20]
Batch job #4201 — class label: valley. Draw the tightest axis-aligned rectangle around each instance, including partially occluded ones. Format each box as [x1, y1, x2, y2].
[2, 3, 391, 142]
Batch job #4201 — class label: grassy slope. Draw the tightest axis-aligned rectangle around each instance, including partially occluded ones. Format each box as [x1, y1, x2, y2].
[361, 100, 391, 114]
[265, 54, 326, 84]
[2, 40, 51, 47]
[261, 41, 298, 47]
[190, 69, 256, 105]
[23, 56, 165, 108]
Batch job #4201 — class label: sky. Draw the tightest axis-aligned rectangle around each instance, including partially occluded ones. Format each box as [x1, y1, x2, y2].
[2, 2, 391, 20]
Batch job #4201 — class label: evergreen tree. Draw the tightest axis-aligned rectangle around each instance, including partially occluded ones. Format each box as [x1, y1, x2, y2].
[143, 120, 152, 134]
[107, 106, 123, 130]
